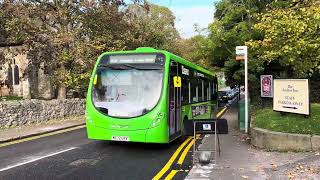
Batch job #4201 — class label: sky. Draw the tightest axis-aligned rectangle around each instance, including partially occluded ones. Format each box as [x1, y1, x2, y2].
[148, 0, 216, 39]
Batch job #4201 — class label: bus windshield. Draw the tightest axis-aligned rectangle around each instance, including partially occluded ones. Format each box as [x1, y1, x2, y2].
[92, 65, 164, 118]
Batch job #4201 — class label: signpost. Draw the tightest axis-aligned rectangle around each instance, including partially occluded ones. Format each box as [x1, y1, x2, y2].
[273, 79, 310, 115]
[236, 46, 248, 133]
[261, 75, 273, 98]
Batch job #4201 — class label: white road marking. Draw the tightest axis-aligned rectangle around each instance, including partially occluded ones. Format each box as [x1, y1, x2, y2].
[0, 147, 77, 172]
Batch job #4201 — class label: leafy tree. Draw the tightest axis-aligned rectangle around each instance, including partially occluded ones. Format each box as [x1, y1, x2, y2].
[206, 0, 275, 88]
[246, 0, 320, 77]
[173, 35, 213, 69]
[125, 3, 180, 50]
[0, 0, 181, 99]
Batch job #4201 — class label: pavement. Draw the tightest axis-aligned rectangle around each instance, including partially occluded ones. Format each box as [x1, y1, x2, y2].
[0, 116, 85, 143]
[186, 98, 320, 180]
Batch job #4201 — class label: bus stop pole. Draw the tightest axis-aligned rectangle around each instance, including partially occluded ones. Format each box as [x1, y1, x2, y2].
[244, 49, 248, 133]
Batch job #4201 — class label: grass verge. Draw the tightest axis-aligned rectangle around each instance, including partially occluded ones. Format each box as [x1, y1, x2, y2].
[253, 104, 320, 135]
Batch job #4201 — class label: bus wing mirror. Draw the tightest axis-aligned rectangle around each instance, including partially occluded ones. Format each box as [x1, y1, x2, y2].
[93, 74, 98, 87]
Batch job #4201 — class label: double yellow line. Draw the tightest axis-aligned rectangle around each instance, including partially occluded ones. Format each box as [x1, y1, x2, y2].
[216, 107, 227, 118]
[153, 135, 198, 180]
[152, 136, 192, 180]
[152, 107, 228, 180]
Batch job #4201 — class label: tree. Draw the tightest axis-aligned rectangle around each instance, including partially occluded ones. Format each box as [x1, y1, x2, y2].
[2, 0, 131, 99]
[206, 0, 274, 88]
[246, 0, 320, 77]
[125, 3, 180, 50]
[1, 0, 181, 99]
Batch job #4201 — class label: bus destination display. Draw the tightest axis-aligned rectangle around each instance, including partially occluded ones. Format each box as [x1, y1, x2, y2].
[109, 54, 157, 64]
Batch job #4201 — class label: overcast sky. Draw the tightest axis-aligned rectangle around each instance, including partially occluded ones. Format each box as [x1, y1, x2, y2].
[148, 0, 216, 39]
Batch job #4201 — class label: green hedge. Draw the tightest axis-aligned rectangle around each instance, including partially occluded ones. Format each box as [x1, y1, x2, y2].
[253, 104, 320, 135]
[0, 96, 23, 101]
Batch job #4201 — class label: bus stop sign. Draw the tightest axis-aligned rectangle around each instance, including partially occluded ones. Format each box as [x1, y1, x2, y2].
[173, 76, 181, 87]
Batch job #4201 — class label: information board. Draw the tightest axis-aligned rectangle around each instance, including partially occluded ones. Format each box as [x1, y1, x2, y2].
[273, 79, 310, 115]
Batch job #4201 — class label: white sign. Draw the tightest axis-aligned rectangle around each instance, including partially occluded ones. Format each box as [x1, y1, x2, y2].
[203, 124, 212, 130]
[236, 46, 247, 61]
[273, 79, 310, 115]
[182, 65, 189, 75]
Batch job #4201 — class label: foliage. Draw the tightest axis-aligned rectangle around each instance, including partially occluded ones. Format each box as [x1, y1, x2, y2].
[205, 0, 272, 87]
[246, 0, 320, 77]
[196, 0, 320, 102]
[253, 104, 320, 135]
[0, 96, 23, 101]
[125, 3, 180, 50]
[0, 0, 180, 99]
[173, 35, 212, 68]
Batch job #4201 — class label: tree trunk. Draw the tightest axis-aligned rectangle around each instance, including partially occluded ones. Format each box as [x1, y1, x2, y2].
[57, 84, 66, 99]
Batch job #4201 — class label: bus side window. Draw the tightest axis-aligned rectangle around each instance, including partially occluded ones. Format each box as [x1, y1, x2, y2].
[208, 81, 211, 101]
[181, 78, 189, 104]
[198, 79, 203, 102]
[191, 80, 197, 103]
[204, 80, 209, 101]
[211, 81, 215, 100]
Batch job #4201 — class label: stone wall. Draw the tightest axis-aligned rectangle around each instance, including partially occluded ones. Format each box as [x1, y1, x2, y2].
[251, 127, 320, 151]
[0, 99, 85, 128]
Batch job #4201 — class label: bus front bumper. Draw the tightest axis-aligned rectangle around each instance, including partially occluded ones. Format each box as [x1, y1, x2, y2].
[86, 124, 169, 143]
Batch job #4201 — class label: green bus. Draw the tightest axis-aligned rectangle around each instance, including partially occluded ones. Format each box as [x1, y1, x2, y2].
[86, 47, 218, 143]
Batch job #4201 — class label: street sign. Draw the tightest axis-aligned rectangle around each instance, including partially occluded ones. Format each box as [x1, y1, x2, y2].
[273, 79, 310, 115]
[236, 46, 247, 61]
[261, 75, 273, 97]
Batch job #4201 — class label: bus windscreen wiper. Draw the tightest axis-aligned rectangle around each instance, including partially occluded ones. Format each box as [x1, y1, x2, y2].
[123, 64, 162, 70]
[98, 107, 109, 115]
[98, 64, 130, 70]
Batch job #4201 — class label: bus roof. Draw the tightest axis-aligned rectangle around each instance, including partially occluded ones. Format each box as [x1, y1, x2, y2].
[98, 47, 215, 77]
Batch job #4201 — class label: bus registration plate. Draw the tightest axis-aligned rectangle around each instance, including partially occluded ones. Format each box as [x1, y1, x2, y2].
[112, 136, 129, 141]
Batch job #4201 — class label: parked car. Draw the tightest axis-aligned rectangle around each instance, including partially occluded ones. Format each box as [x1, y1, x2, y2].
[232, 87, 239, 96]
[226, 90, 234, 100]
[218, 91, 228, 103]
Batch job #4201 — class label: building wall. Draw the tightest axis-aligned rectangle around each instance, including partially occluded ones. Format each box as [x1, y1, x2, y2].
[0, 46, 54, 99]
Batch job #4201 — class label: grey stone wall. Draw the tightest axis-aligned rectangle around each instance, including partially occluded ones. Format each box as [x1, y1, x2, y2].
[0, 99, 85, 128]
[251, 127, 320, 151]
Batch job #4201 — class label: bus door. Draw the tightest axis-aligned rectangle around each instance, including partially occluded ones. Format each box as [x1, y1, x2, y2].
[169, 62, 181, 139]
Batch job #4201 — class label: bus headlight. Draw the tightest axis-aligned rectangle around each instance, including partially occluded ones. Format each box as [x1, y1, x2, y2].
[150, 112, 164, 127]
[151, 118, 161, 127]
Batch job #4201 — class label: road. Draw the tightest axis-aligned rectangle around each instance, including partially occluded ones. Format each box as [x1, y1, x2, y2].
[0, 97, 237, 180]
[0, 127, 192, 180]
